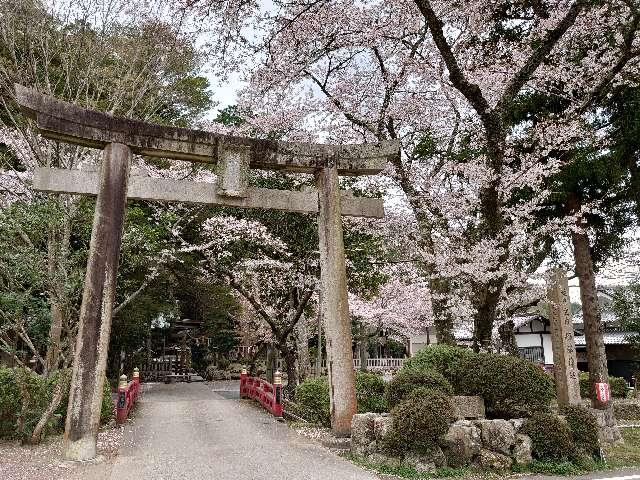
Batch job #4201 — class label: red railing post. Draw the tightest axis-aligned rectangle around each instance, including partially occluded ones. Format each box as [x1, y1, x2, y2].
[240, 367, 247, 398]
[116, 374, 128, 424]
[132, 367, 140, 402]
[273, 370, 283, 418]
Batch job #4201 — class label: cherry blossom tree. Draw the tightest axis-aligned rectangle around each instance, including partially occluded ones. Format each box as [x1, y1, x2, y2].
[182, 0, 640, 353]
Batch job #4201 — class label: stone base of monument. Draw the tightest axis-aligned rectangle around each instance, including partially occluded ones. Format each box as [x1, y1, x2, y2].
[351, 413, 532, 473]
[589, 407, 623, 444]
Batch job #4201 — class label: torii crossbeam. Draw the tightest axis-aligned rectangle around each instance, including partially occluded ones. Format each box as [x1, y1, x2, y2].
[15, 85, 398, 460]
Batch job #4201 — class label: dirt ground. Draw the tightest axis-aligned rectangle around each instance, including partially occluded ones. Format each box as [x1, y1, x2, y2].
[0, 424, 125, 480]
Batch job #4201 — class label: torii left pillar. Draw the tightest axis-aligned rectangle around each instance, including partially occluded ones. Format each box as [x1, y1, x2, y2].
[64, 143, 131, 460]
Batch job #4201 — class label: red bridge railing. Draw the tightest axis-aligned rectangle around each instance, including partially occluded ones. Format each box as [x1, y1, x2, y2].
[240, 369, 283, 418]
[116, 367, 141, 424]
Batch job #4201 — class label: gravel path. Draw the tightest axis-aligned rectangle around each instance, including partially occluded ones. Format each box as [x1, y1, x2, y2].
[110, 381, 378, 480]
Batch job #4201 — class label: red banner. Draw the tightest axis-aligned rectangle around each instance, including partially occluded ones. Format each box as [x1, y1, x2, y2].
[595, 382, 610, 403]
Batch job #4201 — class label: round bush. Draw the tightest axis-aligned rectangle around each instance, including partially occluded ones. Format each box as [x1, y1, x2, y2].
[386, 388, 453, 454]
[562, 405, 599, 457]
[610, 376, 629, 398]
[355, 371, 387, 413]
[457, 353, 554, 418]
[294, 377, 331, 426]
[579, 372, 628, 399]
[402, 344, 477, 391]
[522, 413, 574, 460]
[385, 368, 453, 408]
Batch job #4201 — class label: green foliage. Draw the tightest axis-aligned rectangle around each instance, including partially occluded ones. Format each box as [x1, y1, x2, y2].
[294, 377, 331, 426]
[562, 405, 600, 457]
[355, 371, 387, 413]
[101, 379, 114, 424]
[512, 458, 604, 475]
[294, 373, 391, 425]
[400, 346, 553, 418]
[402, 345, 475, 390]
[610, 376, 630, 398]
[456, 353, 554, 418]
[579, 372, 628, 398]
[385, 388, 453, 454]
[0, 367, 112, 440]
[522, 413, 574, 460]
[343, 452, 471, 479]
[385, 369, 453, 409]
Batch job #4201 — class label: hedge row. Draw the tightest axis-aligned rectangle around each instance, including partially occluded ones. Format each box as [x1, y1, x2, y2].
[0, 367, 113, 441]
[579, 372, 629, 399]
[402, 345, 555, 418]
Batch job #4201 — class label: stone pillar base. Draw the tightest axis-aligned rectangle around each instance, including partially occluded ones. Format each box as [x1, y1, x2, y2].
[63, 436, 97, 461]
[590, 407, 622, 444]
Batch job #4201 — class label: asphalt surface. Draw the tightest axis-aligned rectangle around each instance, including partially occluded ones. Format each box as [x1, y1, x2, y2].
[109, 381, 377, 480]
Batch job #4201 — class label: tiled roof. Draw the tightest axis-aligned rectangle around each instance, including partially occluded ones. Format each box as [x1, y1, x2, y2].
[574, 332, 631, 346]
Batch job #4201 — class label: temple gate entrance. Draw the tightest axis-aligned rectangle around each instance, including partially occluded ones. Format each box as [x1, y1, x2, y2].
[14, 84, 399, 460]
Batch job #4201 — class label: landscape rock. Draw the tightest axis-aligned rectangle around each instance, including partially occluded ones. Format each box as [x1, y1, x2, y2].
[478, 419, 516, 455]
[351, 413, 377, 455]
[442, 421, 481, 466]
[512, 434, 533, 465]
[452, 396, 486, 420]
[373, 415, 392, 440]
[477, 449, 513, 470]
[367, 452, 402, 467]
[403, 448, 446, 473]
[510, 418, 524, 432]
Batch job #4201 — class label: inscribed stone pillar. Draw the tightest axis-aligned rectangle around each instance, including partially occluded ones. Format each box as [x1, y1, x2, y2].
[315, 162, 358, 437]
[64, 143, 131, 460]
[546, 268, 581, 406]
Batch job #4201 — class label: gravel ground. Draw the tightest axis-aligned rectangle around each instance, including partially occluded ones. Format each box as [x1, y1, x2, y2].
[0, 425, 124, 480]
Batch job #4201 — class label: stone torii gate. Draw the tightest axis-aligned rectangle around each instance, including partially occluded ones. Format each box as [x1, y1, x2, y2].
[15, 85, 398, 460]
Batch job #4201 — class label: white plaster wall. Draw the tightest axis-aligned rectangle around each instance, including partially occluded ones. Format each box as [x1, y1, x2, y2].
[542, 334, 554, 364]
[516, 334, 543, 348]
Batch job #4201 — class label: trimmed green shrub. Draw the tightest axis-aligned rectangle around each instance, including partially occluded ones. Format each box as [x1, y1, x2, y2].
[295, 372, 390, 425]
[294, 376, 331, 426]
[610, 376, 629, 398]
[402, 344, 477, 390]
[522, 413, 574, 460]
[457, 353, 554, 418]
[385, 369, 452, 408]
[562, 405, 599, 457]
[355, 371, 387, 413]
[579, 372, 628, 398]
[385, 387, 453, 454]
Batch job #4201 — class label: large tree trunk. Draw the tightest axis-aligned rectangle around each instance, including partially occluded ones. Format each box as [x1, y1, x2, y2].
[498, 319, 519, 356]
[282, 347, 298, 394]
[571, 227, 609, 409]
[473, 277, 504, 351]
[429, 277, 456, 344]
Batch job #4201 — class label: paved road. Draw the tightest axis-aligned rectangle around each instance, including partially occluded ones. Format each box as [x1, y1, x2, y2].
[109, 382, 377, 480]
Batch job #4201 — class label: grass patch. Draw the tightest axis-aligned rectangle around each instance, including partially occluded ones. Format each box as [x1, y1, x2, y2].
[342, 452, 471, 479]
[511, 458, 606, 476]
[604, 427, 640, 468]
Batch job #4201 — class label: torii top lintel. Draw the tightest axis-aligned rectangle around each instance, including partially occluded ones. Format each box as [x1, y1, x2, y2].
[15, 85, 398, 176]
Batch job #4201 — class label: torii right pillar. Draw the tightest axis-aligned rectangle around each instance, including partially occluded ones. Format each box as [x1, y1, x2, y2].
[315, 161, 358, 437]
